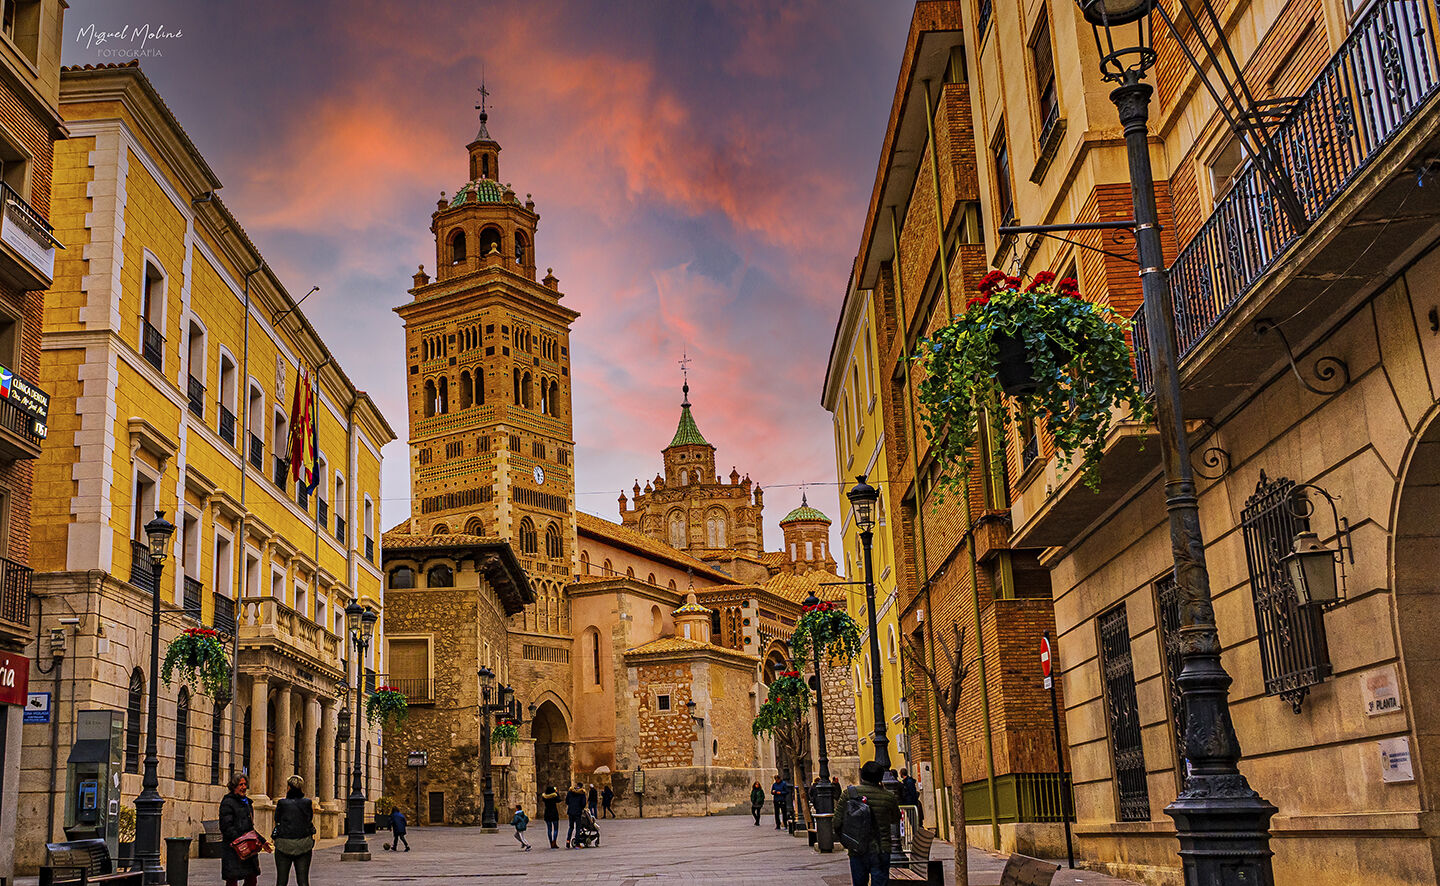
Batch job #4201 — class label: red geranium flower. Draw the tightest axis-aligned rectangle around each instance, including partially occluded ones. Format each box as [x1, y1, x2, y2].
[965, 294, 990, 311]
[977, 270, 1007, 295]
[1026, 270, 1057, 292]
[1057, 277, 1080, 297]
[1005, 275, 1022, 290]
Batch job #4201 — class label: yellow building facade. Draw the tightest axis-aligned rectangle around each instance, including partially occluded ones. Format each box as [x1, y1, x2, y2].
[822, 266, 907, 786]
[17, 62, 394, 870]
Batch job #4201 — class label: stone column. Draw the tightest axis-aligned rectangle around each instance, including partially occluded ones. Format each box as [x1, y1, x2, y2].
[275, 683, 294, 795]
[249, 675, 270, 801]
[302, 692, 320, 794]
[318, 697, 337, 803]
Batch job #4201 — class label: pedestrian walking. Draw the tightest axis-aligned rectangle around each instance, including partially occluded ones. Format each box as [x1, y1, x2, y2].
[541, 785, 561, 848]
[772, 774, 793, 830]
[512, 803, 533, 851]
[601, 784, 615, 818]
[587, 783, 598, 816]
[219, 773, 269, 886]
[833, 761, 901, 886]
[899, 768, 923, 826]
[750, 781, 765, 825]
[565, 782, 587, 848]
[272, 775, 316, 886]
[387, 807, 410, 851]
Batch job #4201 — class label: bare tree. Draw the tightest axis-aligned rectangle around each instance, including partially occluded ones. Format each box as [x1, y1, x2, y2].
[904, 622, 970, 886]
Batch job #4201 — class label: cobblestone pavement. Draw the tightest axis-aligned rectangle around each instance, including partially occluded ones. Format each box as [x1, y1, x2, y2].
[52, 815, 1145, 886]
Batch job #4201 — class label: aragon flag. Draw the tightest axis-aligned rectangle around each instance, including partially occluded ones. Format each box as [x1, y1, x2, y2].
[288, 366, 317, 491]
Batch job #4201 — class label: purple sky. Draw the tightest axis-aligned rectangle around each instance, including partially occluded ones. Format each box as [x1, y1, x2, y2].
[62, 1, 912, 558]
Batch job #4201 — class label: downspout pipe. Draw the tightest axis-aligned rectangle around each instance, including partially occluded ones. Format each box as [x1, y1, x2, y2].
[231, 262, 263, 772]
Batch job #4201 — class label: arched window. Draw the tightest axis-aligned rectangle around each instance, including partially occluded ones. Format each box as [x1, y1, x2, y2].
[887, 624, 899, 663]
[668, 511, 685, 549]
[580, 551, 590, 575]
[449, 229, 467, 264]
[519, 518, 537, 556]
[389, 566, 415, 589]
[514, 232, 528, 265]
[423, 380, 437, 418]
[126, 668, 144, 773]
[602, 558, 613, 575]
[464, 517, 484, 536]
[479, 226, 503, 256]
[513, 369, 521, 404]
[175, 687, 190, 781]
[539, 377, 549, 415]
[680, 469, 688, 485]
[548, 380, 559, 416]
[437, 376, 449, 413]
[460, 371, 473, 409]
[647, 573, 656, 586]
[545, 522, 562, 559]
[210, 698, 226, 785]
[626, 567, 635, 579]
[476, 370, 485, 406]
[431, 523, 449, 536]
[706, 510, 728, 548]
[651, 605, 663, 635]
[427, 565, 454, 588]
[584, 627, 602, 686]
[667, 579, 677, 591]
[521, 372, 533, 409]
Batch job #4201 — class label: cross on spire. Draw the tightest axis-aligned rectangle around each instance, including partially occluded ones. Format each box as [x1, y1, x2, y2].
[473, 73, 493, 142]
[679, 351, 693, 406]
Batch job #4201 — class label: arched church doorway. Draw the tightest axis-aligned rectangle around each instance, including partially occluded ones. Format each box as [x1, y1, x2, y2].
[1392, 414, 1440, 808]
[531, 700, 571, 807]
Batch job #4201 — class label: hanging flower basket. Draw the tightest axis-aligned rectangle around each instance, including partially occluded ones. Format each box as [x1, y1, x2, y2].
[161, 627, 231, 697]
[789, 600, 862, 664]
[916, 270, 1148, 493]
[768, 670, 809, 703]
[491, 719, 520, 746]
[366, 686, 409, 729]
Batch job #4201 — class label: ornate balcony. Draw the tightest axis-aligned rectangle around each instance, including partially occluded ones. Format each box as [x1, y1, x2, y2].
[187, 375, 204, 419]
[0, 182, 58, 290]
[1133, 0, 1440, 416]
[213, 592, 237, 635]
[248, 432, 263, 469]
[219, 405, 236, 445]
[238, 595, 342, 675]
[182, 576, 203, 620]
[141, 321, 164, 372]
[128, 540, 157, 594]
[0, 556, 31, 640]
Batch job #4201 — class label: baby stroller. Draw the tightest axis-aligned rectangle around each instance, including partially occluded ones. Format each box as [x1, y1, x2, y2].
[572, 807, 601, 847]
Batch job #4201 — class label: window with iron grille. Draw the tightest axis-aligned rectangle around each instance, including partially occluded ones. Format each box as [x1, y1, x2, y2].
[1098, 603, 1150, 821]
[1154, 572, 1188, 785]
[211, 700, 225, 785]
[126, 668, 144, 773]
[1240, 472, 1331, 712]
[175, 688, 190, 782]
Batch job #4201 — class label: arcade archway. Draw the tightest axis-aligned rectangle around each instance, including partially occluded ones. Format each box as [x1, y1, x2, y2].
[531, 700, 572, 805]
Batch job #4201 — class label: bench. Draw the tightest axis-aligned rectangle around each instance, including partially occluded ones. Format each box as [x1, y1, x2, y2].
[197, 819, 225, 859]
[999, 853, 1060, 886]
[890, 825, 943, 884]
[39, 840, 143, 886]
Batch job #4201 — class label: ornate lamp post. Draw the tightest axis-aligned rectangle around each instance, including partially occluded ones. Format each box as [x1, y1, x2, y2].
[1072, 1, 1278, 880]
[342, 601, 377, 860]
[134, 512, 174, 884]
[477, 667, 513, 830]
[802, 592, 837, 853]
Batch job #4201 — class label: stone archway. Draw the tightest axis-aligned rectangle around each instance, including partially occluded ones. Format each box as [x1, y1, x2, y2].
[531, 700, 571, 807]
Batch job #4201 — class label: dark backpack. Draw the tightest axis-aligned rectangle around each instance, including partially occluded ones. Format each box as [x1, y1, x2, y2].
[839, 792, 875, 853]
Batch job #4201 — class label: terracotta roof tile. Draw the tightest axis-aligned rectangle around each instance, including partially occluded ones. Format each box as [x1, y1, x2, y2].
[624, 636, 758, 664]
[575, 511, 735, 584]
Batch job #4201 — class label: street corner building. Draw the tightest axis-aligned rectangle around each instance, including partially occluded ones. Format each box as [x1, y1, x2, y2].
[16, 61, 396, 873]
[824, 0, 1073, 862]
[380, 104, 857, 823]
[840, 0, 1440, 883]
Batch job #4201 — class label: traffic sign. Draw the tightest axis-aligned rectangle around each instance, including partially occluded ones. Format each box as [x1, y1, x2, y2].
[1040, 634, 1052, 677]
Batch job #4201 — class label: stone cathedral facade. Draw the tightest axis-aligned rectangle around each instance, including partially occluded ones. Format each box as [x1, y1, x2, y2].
[381, 109, 856, 825]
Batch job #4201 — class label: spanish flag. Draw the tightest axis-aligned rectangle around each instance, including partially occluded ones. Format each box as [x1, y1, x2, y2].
[288, 366, 318, 492]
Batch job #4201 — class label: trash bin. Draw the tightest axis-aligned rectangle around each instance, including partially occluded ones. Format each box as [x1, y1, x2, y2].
[166, 836, 192, 886]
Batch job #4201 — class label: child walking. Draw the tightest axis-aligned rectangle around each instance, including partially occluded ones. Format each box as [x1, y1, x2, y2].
[511, 804, 533, 851]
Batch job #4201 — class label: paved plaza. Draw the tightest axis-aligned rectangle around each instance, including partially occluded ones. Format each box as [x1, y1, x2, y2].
[115, 815, 1144, 886]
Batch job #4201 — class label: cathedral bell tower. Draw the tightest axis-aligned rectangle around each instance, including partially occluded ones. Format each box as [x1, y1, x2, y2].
[395, 98, 580, 638]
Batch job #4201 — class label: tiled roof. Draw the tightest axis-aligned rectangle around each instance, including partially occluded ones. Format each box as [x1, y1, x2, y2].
[762, 570, 845, 605]
[673, 600, 710, 615]
[669, 402, 709, 447]
[781, 504, 831, 524]
[450, 178, 517, 207]
[575, 511, 735, 584]
[624, 636, 758, 665]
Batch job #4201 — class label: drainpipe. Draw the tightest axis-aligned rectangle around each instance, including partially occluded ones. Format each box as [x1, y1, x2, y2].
[922, 79, 955, 320]
[232, 263, 263, 772]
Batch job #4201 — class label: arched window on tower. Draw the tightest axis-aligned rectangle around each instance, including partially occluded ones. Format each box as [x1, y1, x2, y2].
[513, 369, 521, 404]
[479, 226, 502, 256]
[706, 509, 728, 549]
[602, 558, 613, 575]
[539, 378, 549, 415]
[464, 517, 484, 536]
[549, 380, 559, 416]
[521, 372, 533, 409]
[423, 380, 437, 418]
[545, 522, 562, 558]
[449, 229, 467, 264]
[515, 232, 528, 266]
[668, 510, 685, 549]
[459, 371, 473, 409]
[580, 551, 590, 575]
[519, 518, 537, 556]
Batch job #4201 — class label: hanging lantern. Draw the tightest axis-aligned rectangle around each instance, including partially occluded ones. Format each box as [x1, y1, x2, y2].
[1283, 530, 1340, 606]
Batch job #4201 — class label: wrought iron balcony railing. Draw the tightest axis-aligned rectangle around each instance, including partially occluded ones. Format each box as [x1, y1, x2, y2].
[317, 498, 328, 529]
[273, 454, 288, 490]
[1134, 0, 1440, 392]
[141, 320, 164, 372]
[183, 576, 203, 620]
[129, 540, 157, 594]
[335, 515, 347, 544]
[248, 432, 263, 469]
[186, 375, 204, 419]
[0, 556, 30, 626]
[219, 405, 235, 446]
[213, 592, 237, 634]
[388, 677, 434, 703]
[364, 536, 374, 563]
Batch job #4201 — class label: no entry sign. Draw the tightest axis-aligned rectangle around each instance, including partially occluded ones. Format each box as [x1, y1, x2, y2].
[1040, 634, 1053, 682]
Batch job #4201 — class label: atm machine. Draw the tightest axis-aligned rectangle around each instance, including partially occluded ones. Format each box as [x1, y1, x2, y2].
[64, 710, 124, 857]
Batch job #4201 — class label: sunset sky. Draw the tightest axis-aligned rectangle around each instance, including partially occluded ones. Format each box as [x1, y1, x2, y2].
[62, 1, 914, 564]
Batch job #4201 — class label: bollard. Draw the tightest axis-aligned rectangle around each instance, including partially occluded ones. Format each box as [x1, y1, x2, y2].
[166, 836, 192, 886]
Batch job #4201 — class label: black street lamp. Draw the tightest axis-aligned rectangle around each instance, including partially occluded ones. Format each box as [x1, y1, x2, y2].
[477, 667, 513, 830]
[802, 592, 836, 853]
[134, 511, 174, 885]
[685, 699, 710, 816]
[1076, 1, 1278, 880]
[342, 601, 377, 860]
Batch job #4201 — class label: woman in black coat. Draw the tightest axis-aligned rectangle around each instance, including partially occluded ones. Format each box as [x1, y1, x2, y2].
[218, 773, 267, 886]
[273, 775, 316, 886]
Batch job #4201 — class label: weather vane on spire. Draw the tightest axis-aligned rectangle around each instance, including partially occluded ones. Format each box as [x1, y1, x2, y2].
[679, 351, 693, 405]
[476, 78, 490, 120]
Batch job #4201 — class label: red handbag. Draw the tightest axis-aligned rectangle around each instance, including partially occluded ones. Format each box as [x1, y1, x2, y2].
[232, 830, 265, 860]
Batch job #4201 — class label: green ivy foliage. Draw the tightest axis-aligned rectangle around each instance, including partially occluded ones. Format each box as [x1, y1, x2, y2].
[752, 671, 810, 738]
[161, 627, 231, 697]
[789, 602, 862, 665]
[365, 687, 409, 729]
[915, 271, 1149, 494]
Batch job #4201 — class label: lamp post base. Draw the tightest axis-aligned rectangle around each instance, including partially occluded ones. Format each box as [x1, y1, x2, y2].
[341, 851, 373, 862]
[1166, 785, 1277, 886]
[813, 782, 837, 854]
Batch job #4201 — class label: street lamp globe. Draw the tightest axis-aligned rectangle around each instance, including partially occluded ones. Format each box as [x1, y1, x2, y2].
[847, 475, 879, 533]
[360, 606, 378, 644]
[144, 511, 174, 566]
[1076, 0, 1156, 80]
[345, 600, 364, 638]
[478, 666, 494, 695]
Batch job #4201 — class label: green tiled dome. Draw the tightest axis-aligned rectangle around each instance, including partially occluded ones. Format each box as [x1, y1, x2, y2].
[781, 496, 830, 525]
[450, 178, 515, 207]
[668, 382, 711, 448]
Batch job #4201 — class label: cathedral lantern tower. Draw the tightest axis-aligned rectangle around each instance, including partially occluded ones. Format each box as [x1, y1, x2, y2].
[395, 98, 579, 638]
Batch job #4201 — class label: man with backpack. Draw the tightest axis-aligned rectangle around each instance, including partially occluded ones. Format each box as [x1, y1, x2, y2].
[833, 761, 900, 885]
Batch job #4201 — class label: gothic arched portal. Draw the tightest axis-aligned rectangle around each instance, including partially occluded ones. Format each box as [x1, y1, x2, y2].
[531, 700, 572, 810]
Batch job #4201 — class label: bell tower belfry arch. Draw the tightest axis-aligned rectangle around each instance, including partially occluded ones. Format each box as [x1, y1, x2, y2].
[395, 96, 579, 639]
